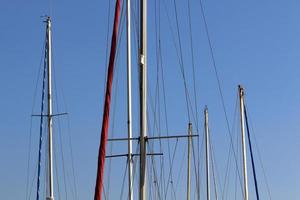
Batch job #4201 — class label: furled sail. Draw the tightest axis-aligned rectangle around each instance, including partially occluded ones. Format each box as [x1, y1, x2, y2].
[94, 0, 122, 200]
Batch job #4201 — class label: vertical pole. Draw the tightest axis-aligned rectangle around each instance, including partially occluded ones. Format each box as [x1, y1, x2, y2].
[187, 123, 192, 200]
[126, 0, 133, 199]
[46, 16, 54, 200]
[204, 107, 210, 200]
[139, 0, 147, 199]
[239, 85, 249, 200]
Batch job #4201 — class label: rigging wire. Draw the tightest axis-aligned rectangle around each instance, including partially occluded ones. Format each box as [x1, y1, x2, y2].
[160, 2, 202, 197]
[175, 141, 187, 197]
[209, 128, 220, 200]
[52, 44, 69, 200]
[26, 31, 47, 200]
[164, 139, 179, 200]
[198, 0, 245, 194]
[221, 93, 239, 199]
[162, 0, 199, 126]
[187, 0, 201, 197]
[155, 0, 178, 198]
[244, 101, 272, 200]
[147, 95, 163, 199]
[172, 0, 192, 123]
[187, 0, 200, 132]
[65, 115, 78, 200]
[147, 141, 162, 200]
[59, 78, 79, 199]
[35, 39, 48, 200]
[244, 104, 260, 200]
[28, 156, 39, 200]
[120, 160, 129, 199]
[104, 1, 126, 199]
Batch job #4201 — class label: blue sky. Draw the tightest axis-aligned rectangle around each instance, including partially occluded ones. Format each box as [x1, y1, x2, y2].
[0, 0, 300, 199]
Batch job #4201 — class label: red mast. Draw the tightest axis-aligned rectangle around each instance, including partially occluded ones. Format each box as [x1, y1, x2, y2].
[94, 0, 122, 199]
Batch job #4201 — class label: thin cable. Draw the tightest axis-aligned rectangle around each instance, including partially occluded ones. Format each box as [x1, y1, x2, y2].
[198, 0, 244, 192]
[35, 39, 48, 200]
[209, 128, 220, 200]
[157, 13, 176, 200]
[120, 160, 129, 199]
[244, 101, 272, 200]
[26, 31, 47, 200]
[60, 89, 78, 199]
[187, 0, 200, 196]
[187, 0, 200, 131]
[164, 139, 179, 200]
[172, 0, 192, 122]
[50, 38, 70, 199]
[244, 105, 260, 200]
[104, 2, 126, 198]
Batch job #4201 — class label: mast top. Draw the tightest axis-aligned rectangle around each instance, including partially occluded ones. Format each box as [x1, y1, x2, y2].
[238, 85, 244, 97]
[47, 16, 51, 26]
[204, 105, 208, 113]
[43, 16, 51, 26]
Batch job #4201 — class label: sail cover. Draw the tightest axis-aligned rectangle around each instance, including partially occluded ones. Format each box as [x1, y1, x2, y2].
[94, 0, 122, 200]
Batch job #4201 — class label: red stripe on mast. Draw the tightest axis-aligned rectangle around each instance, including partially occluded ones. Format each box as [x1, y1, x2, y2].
[94, 0, 122, 199]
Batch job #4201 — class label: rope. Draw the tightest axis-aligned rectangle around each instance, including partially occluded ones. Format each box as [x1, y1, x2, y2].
[244, 104, 260, 200]
[26, 31, 46, 200]
[35, 36, 48, 200]
[244, 102, 272, 200]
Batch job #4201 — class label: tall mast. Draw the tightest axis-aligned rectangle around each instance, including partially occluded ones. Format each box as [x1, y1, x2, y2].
[239, 85, 249, 200]
[46, 16, 54, 200]
[204, 107, 210, 200]
[139, 0, 147, 199]
[126, 0, 133, 199]
[187, 123, 192, 200]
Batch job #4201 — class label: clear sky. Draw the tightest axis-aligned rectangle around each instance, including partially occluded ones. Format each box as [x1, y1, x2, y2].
[0, 0, 300, 199]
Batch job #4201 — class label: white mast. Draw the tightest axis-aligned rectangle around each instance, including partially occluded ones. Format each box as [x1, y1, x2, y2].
[46, 16, 54, 200]
[139, 0, 147, 199]
[239, 85, 249, 200]
[187, 123, 192, 200]
[204, 107, 210, 200]
[126, 0, 133, 199]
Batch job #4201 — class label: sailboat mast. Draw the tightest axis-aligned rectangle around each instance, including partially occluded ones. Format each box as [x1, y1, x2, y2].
[126, 0, 133, 199]
[46, 16, 54, 200]
[139, 0, 147, 199]
[204, 107, 210, 200]
[239, 85, 249, 200]
[187, 123, 192, 200]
